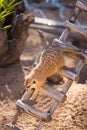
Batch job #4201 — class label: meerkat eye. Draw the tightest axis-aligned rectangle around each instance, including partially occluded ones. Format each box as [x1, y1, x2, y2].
[33, 80, 36, 84]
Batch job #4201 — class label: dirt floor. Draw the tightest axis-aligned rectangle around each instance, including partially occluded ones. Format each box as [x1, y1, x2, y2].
[0, 2, 87, 130]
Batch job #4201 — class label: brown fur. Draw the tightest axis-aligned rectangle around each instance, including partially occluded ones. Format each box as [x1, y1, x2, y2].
[24, 46, 64, 100]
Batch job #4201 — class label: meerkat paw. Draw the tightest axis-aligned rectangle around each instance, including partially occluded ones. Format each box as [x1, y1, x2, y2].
[30, 88, 39, 100]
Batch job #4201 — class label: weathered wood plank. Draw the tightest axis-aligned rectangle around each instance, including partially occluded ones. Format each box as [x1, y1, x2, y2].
[58, 69, 78, 80]
[16, 100, 50, 120]
[64, 20, 87, 38]
[42, 85, 66, 102]
[76, 0, 87, 12]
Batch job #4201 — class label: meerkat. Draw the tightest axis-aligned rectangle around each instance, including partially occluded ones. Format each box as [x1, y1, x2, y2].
[24, 45, 65, 100]
[24, 32, 87, 100]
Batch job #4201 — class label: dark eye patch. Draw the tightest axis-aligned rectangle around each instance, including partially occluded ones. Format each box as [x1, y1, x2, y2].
[33, 80, 36, 84]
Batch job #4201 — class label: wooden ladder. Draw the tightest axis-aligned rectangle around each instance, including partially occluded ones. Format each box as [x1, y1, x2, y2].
[16, 0, 87, 130]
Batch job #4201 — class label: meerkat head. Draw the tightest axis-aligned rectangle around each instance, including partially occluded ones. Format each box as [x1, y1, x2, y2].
[24, 75, 36, 89]
[24, 75, 44, 100]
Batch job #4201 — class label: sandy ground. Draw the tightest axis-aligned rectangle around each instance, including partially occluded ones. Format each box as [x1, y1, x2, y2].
[0, 2, 87, 130]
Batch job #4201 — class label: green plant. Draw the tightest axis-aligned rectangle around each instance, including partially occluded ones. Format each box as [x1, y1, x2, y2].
[0, 0, 22, 29]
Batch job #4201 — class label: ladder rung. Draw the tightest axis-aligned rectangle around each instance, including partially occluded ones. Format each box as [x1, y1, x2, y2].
[64, 20, 87, 38]
[76, 0, 87, 12]
[75, 60, 84, 74]
[16, 100, 50, 120]
[58, 69, 78, 81]
[42, 85, 66, 102]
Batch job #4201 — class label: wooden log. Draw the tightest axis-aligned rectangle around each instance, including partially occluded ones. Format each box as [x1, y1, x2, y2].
[35, 100, 60, 129]
[21, 88, 35, 102]
[52, 39, 80, 52]
[16, 100, 50, 120]
[7, 124, 21, 130]
[31, 19, 87, 31]
[47, 100, 59, 114]
[61, 61, 84, 94]
[62, 79, 73, 94]
[59, 28, 70, 42]
[64, 20, 87, 38]
[75, 60, 84, 74]
[58, 69, 78, 81]
[35, 17, 64, 28]
[35, 120, 45, 130]
[76, 0, 87, 12]
[69, 7, 81, 23]
[42, 85, 66, 102]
